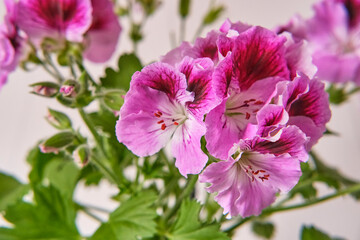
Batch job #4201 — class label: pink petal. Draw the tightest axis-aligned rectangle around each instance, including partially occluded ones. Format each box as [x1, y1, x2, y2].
[84, 0, 122, 63]
[171, 116, 208, 176]
[231, 26, 290, 90]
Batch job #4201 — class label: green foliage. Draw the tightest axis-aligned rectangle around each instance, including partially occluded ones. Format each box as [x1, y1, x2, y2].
[203, 5, 225, 25]
[179, 0, 191, 18]
[168, 200, 230, 240]
[289, 162, 317, 200]
[0, 173, 30, 211]
[301, 225, 344, 240]
[1, 186, 80, 240]
[100, 53, 142, 91]
[90, 191, 158, 240]
[251, 221, 275, 239]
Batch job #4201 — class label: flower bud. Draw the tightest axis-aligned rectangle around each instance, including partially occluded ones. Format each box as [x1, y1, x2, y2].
[73, 145, 90, 167]
[60, 80, 79, 97]
[39, 131, 75, 154]
[31, 82, 59, 97]
[46, 108, 72, 130]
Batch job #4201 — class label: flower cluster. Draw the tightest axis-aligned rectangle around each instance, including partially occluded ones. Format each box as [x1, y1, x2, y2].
[278, 0, 360, 85]
[0, 0, 121, 90]
[116, 19, 331, 217]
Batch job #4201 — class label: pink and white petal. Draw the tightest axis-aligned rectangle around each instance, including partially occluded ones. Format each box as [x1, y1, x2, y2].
[171, 117, 208, 176]
[282, 32, 317, 79]
[219, 19, 251, 35]
[116, 111, 173, 157]
[17, 0, 92, 42]
[192, 30, 220, 62]
[232, 26, 290, 90]
[246, 152, 302, 193]
[288, 115, 326, 151]
[84, 0, 121, 63]
[64, 0, 93, 42]
[161, 41, 194, 66]
[130, 62, 188, 100]
[213, 53, 233, 98]
[313, 52, 360, 84]
[232, 175, 276, 217]
[178, 57, 219, 116]
[307, 0, 349, 46]
[205, 101, 245, 160]
[289, 78, 331, 126]
[251, 126, 308, 162]
[256, 104, 289, 140]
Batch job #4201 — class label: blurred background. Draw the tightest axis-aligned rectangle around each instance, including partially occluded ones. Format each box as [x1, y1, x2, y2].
[0, 0, 359, 239]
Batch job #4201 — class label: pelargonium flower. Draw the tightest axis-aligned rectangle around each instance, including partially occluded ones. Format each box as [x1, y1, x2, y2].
[17, 0, 92, 43]
[273, 74, 332, 150]
[279, 0, 360, 84]
[199, 106, 307, 217]
[0, 0, 27, 90]
[83, 0, 122, 63]
[161, 30, 221, 66]
[205, 23, 305, 159]
[116, 57, 219, 176]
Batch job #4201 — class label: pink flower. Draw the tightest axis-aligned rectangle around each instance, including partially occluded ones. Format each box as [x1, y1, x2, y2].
[199, 118, 306, 217]
[0, 0, 27, 90]
[116, 57, 219, 176]
[280, 0, 360, 84]
[274, 75, 331, 150]
[83, 0, 122, 63]
[17, 0, 92, 43]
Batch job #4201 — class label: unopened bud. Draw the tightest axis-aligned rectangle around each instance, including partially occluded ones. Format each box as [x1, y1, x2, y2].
[39, 131, 75, 154]
[60, 80, 79, 97]
[73, 145, 90, 167]
[46, 108, 72, 130]
[31, 82, 59, 97]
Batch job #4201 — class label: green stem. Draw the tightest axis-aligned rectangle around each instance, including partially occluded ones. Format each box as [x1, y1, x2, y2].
[75, 59, 99, 88]
[224, 183, 360, 233]
[44, 51, 64, 82]
[78, 108, 121, 186]
[164, 175, 198, 221]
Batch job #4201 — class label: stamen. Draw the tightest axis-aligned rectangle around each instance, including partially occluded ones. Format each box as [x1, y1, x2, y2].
[254, 100, 264, 105]
[161, 124, 166, 130]
[245, 112, 250, 120]
[173, 122, 179, 126]
[154, 111, 163, 118]
[157, 120, 164, 124]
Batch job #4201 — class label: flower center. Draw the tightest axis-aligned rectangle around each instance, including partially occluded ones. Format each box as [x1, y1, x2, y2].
[153, 102, 188, 131]
[225, 96, 264, 120]
[232, 151, 270, 183]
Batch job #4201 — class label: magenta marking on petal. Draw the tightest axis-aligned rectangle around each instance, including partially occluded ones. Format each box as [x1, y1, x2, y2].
[232, 27, 290, 90]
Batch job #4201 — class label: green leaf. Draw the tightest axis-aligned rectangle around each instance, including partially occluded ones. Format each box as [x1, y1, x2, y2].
[327, 84, 348, 105]
[43, 159, 79, 198]
[169, 200, 230, 240]
[179, 0, 191, 18]
[90, 191, 158, 240]
[100, 53, 142, 91]
[103, 90, 126, 111]
[251, 221, 275, 239]
[203, 5, 225, 25]
[301, 225, 344, 240]
[3, 186, 80, 240]
[0, 173, 30, 211]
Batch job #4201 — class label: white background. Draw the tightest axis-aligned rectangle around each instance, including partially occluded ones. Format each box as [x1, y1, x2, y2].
[1, 0, 360, 239]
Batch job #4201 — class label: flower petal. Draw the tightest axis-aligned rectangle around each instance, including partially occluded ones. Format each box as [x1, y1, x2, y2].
[232, 26, 290, 90]
[171, 116, 208, 176]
